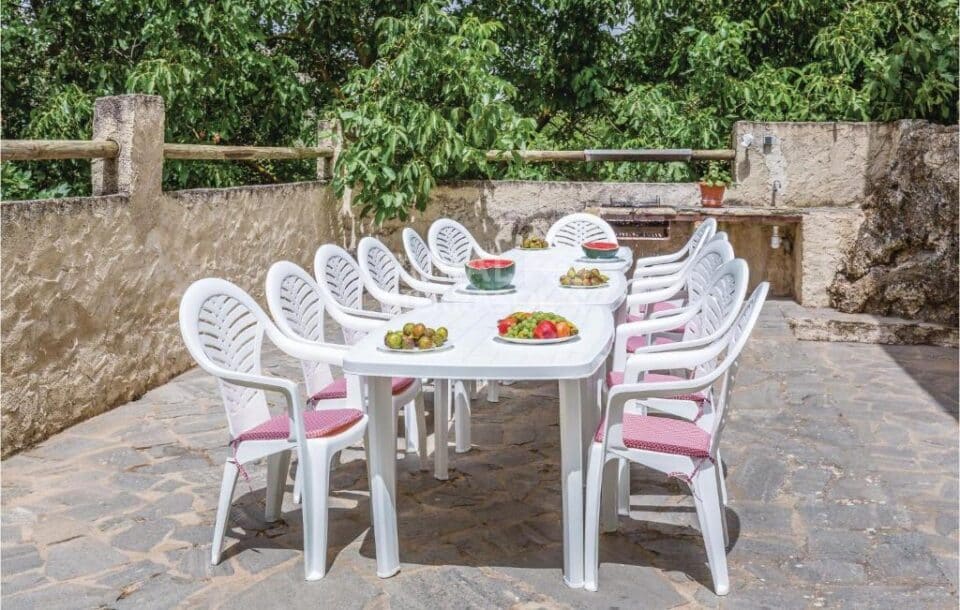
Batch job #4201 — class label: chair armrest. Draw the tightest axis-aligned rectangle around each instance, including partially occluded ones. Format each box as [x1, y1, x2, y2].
[400, 267, 454, 296]
[625, 283, 684, 309]
[629, 274, 681, 293]
[431, 255, 468, 279]
[341, 307, 392, 320]
[266, 328, 349, 367]
[632, 260, 686, 279]
[612, 308, 697, 370]
[326, 304, 390, 334]
[633, 248, 687, 270]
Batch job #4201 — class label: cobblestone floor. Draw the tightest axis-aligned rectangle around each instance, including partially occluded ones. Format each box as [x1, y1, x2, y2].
[2, 302, 957, 609]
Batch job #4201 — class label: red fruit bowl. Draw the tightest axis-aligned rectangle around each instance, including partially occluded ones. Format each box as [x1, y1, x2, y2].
[581, 241, 619, 259]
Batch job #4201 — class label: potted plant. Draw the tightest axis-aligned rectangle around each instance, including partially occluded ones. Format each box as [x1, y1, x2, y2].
[699, 162, 731, 208]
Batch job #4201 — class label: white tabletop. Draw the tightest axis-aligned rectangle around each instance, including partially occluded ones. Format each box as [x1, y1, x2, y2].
[443, 269, 626, 311]
[343, 303, 614, 380]
[502, 245, 634, 273]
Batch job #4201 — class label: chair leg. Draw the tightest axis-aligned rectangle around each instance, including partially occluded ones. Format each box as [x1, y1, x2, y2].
[293, 462, 303, 505]
[600, 457, 620, 533]
[692, 462, 730, 595]
[715, 459, 730, 549]
[583, 444, 607, 592]
[486, 380, 500, 403]
[211, 461, 240, 565]
[265, 450, 291, 523]
[403, 401, 418, 454]
[716, 449, 728, 507]
[301, 448, 332, 581]
[454, 380, 471, 453]
[414, 393, 428, 471]
[617, 458, 631, 516]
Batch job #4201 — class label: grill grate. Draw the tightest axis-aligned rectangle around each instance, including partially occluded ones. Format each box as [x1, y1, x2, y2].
[606, 218, 671, 241]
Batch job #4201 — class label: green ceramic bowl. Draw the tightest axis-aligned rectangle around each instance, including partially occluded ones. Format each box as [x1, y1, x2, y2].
[581, 241, 619, 259]
[465, 258, 516, 290]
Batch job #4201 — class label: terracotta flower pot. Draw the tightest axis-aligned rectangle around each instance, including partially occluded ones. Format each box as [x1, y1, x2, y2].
[699, 183, 726, 208]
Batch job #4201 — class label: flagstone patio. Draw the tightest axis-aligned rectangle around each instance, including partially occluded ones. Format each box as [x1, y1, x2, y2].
[2, 301, 957, 609]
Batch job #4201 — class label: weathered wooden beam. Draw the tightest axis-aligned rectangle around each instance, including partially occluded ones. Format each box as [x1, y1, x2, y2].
[486, 150, 587, 163]
[163, 144, 335, 160]
[691, 149, 736, 161]
[1, 139, 119, 161]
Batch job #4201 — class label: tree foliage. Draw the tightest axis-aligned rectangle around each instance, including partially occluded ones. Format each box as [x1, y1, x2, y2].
[2, 0, 957, 216]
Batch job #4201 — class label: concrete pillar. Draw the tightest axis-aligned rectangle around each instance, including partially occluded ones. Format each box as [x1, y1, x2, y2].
[316, 119, 341, 181]
[92, 95, 165, 199]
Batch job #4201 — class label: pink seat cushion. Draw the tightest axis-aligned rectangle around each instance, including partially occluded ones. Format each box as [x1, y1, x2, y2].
[605, 371, 707, 403]
[235, 408, 364, 444]
[626, 335, 676, 352]
[311, 376, 415, 401]
[595, 414, 711, 458]
[626, 302, 677, 323]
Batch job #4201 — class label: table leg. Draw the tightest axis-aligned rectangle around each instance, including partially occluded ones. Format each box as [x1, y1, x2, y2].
[364, 376, 400, 578]
[558, 377, 592, 589]
[433, 379, 450, 480]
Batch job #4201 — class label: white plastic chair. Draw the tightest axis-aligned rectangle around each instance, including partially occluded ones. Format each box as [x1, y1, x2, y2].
[268, 259, 427, 479]
[427, 218, 497, 278]
[625, 236, 734, 326]
[545, 212, 617, 247]
[357, 236, 475, 455]
[179, 278, 368, 581]
[357, 236, 449, 313]
[584, 282, 770, 595]
[632, 218, 717, 280]
[403, 228, 457, 284]
[610, 259, 749, 513]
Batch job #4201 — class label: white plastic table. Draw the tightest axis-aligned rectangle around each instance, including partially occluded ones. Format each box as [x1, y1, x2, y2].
[443, 269, 627, 313]
[343, 302, 615, 588]
[503, 244, 634, 274]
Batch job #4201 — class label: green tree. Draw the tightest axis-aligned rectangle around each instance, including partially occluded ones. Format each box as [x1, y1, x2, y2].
[332, 3, 535, 221]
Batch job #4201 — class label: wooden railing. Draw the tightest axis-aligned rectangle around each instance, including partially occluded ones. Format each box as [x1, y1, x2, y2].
[1, 139, 735, 164]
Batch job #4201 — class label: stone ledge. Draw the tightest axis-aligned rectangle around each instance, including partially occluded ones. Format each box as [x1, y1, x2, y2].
[784, 303, 958, 347]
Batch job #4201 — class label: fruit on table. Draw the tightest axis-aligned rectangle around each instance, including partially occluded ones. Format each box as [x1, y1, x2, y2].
[522, 235, 548, 249]
[497, 311, 579, 340]
[383, 322, 449, 350]
[581, 240, 619, 259]
[559, 267, 609, 286]
[465, 258, 516, 290]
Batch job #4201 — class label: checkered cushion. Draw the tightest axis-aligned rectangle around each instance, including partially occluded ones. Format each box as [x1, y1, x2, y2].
[605, 371, 707, 404]
[311, 376, 415, 401]
[234, 409, 363, 444]
[626, 301, 678, 323]
[626, 335, 677, 352]
[595, 414, 711, 458]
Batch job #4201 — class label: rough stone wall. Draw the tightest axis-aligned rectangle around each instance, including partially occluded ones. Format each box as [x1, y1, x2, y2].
[829, 121, 959, 325]
[1, 183, 344, 457]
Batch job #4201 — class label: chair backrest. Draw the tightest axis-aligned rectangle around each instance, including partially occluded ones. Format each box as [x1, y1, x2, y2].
[357, 237, 404, 315]
[704, 282, 769, 455]
[546, 213, 617, 247]
[687, 217, 718, 255]
[682, 258, 748, 343]
[686, 237, 735, 302]
[428, 218, 482, 267]
[403, 227, 437, 280]
[265, 261, 336, 398]
[179, 278, 272, 438]
[313, 244, 367, 345]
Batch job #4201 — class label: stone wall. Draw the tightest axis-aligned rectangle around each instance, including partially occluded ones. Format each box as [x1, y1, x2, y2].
[0, 182, 344, 456]
[829, 121, 959, 325]
[2, 98, 956, 455]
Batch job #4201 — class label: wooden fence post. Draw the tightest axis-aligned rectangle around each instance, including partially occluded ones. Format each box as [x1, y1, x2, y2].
[316, 120, 341, 181]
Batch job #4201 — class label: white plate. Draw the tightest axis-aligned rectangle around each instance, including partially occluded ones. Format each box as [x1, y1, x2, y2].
[455, 284, 517, 296]
[575, 256, 625, 264]
[377, 343, 454, 355]
[495, 334, 580, 345]
[559, 282, 609, 289]
[517, 246, 552, 251]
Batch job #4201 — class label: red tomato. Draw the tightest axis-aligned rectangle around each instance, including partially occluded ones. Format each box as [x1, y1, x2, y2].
[534, 320, 558, 339]
[497, 317, 517, 335]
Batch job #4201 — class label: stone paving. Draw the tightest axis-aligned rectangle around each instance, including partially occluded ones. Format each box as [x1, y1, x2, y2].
[2, 301, 957, 609]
